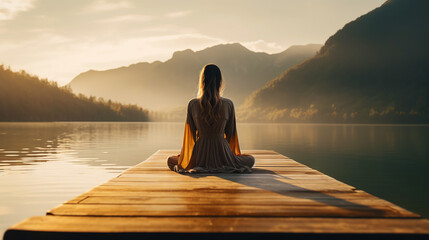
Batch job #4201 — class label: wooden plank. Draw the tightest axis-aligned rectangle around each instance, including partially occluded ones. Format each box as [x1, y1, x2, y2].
[6, 216, 429, 234]
[145, 158, 293, 163]
[125, 166, 312, 171]
[129, 166, 311, 171]
[73, 196, 416, 218]
[101, 179, 353, 187]
[89, 183, 355, 192]
[117, 173, 337, 180]
[157, 149, 279, 155]
[98, 182, 357, 193]
[74, 191, 418, 218]
[88, 187, 356, 195]
[65, 195, 88, 204]
[108, 177, 350, 185]
[136, 161, 303, 167]
[47, 203, 417, 218]
[78, 188, 371, 198]
[122, 169, 324, 175]
[75, 190, 370, 200]
[77, 195, 400, 207]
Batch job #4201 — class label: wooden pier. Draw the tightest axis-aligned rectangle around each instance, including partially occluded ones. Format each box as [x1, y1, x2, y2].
[4, 150, 429, 239]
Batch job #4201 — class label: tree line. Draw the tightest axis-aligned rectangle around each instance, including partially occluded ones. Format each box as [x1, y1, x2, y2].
[0, 65, 149, 121]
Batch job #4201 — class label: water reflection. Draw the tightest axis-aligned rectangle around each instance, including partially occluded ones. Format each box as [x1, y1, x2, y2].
[0, 122, 428, 236]
[0, 122, 185, 170]
[0, 122, 185, 235]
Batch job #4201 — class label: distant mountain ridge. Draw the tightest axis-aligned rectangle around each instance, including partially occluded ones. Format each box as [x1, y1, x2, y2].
[69, 43, 321, 110]
[240, 0, 429, 123]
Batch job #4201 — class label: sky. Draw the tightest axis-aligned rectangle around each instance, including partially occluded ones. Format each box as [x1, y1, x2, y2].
[0, 0, 385, 85]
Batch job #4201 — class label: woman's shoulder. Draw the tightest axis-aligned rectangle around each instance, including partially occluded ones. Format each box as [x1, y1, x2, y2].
[186, 98, 199, 111]
[187, 98, 199, 105]
[220, 97, 234, 107]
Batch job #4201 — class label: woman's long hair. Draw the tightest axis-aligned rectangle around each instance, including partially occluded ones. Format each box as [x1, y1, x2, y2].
[197, 64, 223, 125]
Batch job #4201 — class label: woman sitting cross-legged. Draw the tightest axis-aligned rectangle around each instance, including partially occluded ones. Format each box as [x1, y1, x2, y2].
[167, 64, 255, 173]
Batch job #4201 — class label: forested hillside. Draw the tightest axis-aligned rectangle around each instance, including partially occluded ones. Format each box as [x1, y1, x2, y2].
[240, 0, 429, 123]
[0, 66, 149, 121]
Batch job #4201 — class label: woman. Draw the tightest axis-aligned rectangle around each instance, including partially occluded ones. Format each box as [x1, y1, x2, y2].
[167, 64, 255, 173]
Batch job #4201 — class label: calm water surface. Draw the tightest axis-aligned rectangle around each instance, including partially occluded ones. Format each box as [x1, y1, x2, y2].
[0, 122, 428, 235]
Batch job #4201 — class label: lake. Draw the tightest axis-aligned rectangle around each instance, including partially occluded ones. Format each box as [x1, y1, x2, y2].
[0, 122, 428, 236]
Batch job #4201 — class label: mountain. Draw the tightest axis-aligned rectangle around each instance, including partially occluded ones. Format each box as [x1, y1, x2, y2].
[240, 0, 429, 123]
[0, 66, 149, 121]
[69, 43, 321, 110]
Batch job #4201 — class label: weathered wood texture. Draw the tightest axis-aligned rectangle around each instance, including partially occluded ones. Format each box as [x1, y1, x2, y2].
[4, 149, 429, 240]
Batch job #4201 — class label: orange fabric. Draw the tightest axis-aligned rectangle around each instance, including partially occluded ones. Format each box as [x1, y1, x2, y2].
[178, 122, 196, 169]
[178, 101, 197, 170]
[228, 131, 241, 155]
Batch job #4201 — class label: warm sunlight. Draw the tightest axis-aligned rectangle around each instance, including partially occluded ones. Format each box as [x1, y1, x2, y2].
[1, 0, 429, 239]
[0, 0, 384, 85]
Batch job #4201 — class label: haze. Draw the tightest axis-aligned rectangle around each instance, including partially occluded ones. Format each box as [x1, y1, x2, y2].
[0, 0, 384, 85]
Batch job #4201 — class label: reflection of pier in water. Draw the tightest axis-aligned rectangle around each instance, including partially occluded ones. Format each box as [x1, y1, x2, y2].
[4, 150, 429, 239]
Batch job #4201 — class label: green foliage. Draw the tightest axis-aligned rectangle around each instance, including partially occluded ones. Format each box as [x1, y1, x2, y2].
[0, 65, 149, 121]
